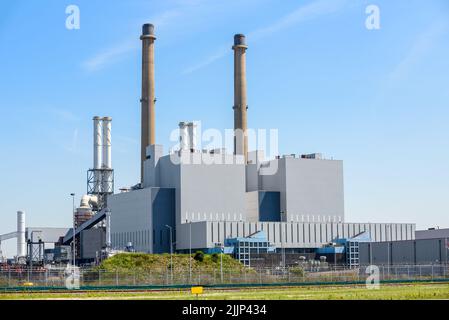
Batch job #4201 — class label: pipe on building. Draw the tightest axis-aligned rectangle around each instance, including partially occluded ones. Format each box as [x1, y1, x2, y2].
[187, 122, 197, 152]
[105, 208, 111, 249]
[93, 116, 102, 169]
[16, 211, 25, 258]
[93, 116, 102, 193]
[179, 122, 189, 151]
[140, 23, 156, 183]
[101, 117, 112, 169]
[179, 121, 197, 152]
[80, 194, 98, 209]
[232, 34, 248, 162]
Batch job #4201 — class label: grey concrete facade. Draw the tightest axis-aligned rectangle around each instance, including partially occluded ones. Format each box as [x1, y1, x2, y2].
[416, 228, 449, 240]
[144, 147, 247, 226]
[360, 238, 449, 265]
[176, 221, 415, 251]
[108, 187, 175, 253]
[258, 156, 344, 223]
[80, 228, 105, 260]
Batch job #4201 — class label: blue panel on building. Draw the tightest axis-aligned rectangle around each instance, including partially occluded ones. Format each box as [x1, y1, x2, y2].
[259, 191, 280, 222]
[152, 188, 175, 254]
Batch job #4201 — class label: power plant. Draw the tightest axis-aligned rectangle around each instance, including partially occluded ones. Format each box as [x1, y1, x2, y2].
[2, 23, 446, 269]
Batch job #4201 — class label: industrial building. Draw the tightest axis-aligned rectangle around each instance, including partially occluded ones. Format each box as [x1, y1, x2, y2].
[0, 211, 69, 264]
[103, 23, 415, 259]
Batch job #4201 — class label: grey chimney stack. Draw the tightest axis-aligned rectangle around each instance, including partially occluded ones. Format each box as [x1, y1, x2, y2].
[232, 34, 248, 162]
[140, 23, 156, 183]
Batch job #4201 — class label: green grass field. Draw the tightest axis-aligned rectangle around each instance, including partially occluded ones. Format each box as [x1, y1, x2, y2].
[1, 283, 449, 300]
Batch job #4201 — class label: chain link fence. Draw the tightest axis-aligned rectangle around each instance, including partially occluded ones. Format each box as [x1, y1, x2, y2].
[0, 264, 448, 289]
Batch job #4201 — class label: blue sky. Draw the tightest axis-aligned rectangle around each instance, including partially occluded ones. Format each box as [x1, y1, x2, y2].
[1, 0, 448, 257]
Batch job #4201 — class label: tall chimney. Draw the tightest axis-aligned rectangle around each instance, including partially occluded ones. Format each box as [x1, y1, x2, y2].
[140, 23, 156, 183]
[232, 34, 248, 162]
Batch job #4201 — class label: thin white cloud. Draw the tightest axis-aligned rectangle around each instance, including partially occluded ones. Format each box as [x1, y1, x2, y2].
[81, 10, 182, 72]
[47, 108, 79, 122]
[388, 19, 449, 84]
[64, 128, 79, 154]
[248, 0, 348, 41]
[183, 0, 349, 74]
[182, 45, 229, 74]
[82, 41, 138, 72]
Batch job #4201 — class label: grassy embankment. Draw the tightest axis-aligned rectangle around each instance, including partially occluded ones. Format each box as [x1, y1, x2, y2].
[1, 283, 449, 300]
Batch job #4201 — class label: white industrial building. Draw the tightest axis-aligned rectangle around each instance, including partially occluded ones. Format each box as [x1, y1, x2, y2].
[106, 24, 415, 255]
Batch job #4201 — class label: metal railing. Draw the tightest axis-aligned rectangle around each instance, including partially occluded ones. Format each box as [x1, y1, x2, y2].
[0, 264, 448, 289]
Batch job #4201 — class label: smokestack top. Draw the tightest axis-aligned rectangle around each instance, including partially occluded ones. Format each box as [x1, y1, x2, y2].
[233, 34, 247, 47]
[93, 116, 101, 120]
[102, 116, 112, 121]
[142, 23, 156, 38]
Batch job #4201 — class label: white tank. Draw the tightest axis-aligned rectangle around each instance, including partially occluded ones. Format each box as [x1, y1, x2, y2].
[17, 211, 26, 258]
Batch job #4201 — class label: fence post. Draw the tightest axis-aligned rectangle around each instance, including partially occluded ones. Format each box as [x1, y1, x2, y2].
[115, 270, 119, 286]
[8, 269, 11, 287]
[432, 263, 433, 281]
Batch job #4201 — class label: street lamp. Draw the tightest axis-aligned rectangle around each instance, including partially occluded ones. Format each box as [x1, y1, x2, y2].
[70, 193, 76, 267]
[186, 219, 192, 284]
[280, 211, 286, 269]
[214, 242, 224, 283]
[165, 225, 173, 283]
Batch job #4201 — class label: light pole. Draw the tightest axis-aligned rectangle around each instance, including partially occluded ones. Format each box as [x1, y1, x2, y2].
[444, 238, 449, 268]
[280, 211, 286, 270]
[221, 244, 224, 283]
[70, 193, 76, 267]
[386, 225, 390, 278]
[165, 225, 173, 283]
[214, 242, 224, 283]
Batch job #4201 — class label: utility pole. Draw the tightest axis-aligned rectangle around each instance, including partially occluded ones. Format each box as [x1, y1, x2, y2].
[165, 225, 173, 284]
